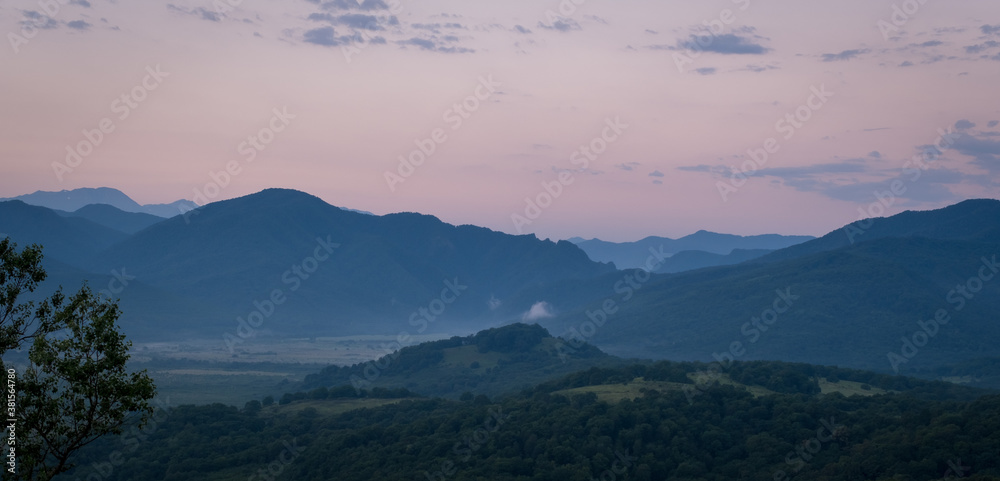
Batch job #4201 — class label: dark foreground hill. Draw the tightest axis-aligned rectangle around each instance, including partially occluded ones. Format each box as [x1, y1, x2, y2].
[57, 351, 1000, 481]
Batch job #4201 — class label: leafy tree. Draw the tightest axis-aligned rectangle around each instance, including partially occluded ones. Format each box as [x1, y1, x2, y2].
[0, 240, 155, 480]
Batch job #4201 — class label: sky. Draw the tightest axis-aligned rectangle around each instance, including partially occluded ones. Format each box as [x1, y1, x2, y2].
[1, 0, 999, 242]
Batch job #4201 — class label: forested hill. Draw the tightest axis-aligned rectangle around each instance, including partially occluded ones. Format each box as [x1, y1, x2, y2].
[298, 323, 622, 399]
[56, 359, 999, 481]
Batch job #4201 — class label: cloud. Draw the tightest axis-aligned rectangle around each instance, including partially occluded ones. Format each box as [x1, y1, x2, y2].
[982, 25, 1000, 35]
[989, 120, 999, 128]
[822, 172, 963, 203]
[21, 11, 59, 30]
[513, 25, 531, 34]
[899, 61, 914, 67]
[522, 301, 555, 321]
[309, 0, 390, 11]
[648, 170, 664, 177]
[71, 0, 91, 6]
[678, 159, 971, 203]
[616, 162, 639, 171]
[741, 63, 779, 72]
[677, 33, 769, 54]
[307, 13, 336, 22]
[913, 40, 943, 47]
[66, 20, 90, 30]
[754, 162, 868, 180]
[676, 164, 722, 173]
[412, 22, 464, 32]
[401, 37, 434, 49]
[338, 13, 381, 29]
[538, 17, 581, 32]
[821, 48, 870, 62]
[167, 4, 222, 22]
[694, 67, 716, 75]
[869, 151, 882, 159]
[748, 160, 973, 203]
[303, 26, 346, 46]
[949, 132, 1000, 171]
[955, 119, 976, 130]
[965, 40, 1000, 55]
[398, 37, 473, 53]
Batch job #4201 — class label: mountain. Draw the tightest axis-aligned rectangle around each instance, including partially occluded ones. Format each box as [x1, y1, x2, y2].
[574, 231, 814, 270]
[537, 199, 1000, 375]
[755, 198, 1000, 264]
[654, 248, 773, 274]
[298, 323, 625, 399]
[1, 187, 197, 218]
[141, 200, 201, 218]
[2, 188, 616, 340]
[0, 200, 127, 263]
[60, 204, 165, 235]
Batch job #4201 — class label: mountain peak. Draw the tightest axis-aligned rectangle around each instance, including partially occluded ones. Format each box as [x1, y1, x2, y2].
[1, 187, 195, 218]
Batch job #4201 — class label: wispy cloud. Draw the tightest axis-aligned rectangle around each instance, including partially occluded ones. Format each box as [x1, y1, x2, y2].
[677, 33, 769, 55]
[821, 48, 869, 62]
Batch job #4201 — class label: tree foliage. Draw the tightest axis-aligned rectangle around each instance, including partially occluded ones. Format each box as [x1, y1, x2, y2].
[0, 239, 155, 480]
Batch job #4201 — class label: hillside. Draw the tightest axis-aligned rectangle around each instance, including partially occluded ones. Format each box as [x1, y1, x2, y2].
[573, 231, 814, 270]
[654, 248, 773, 273]
[536, 201, 1000, 375]
[1, 189, 616, 340]
[61, 203, 165, 235]
[756, 198, 1000, 264]
[55, 357, 1000, 481]
[298, 323, 624, 399]
[0, 200, 127, 264]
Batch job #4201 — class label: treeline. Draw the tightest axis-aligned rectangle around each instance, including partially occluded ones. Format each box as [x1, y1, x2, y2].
[275, 386, 417, 406]
[55, 359, 1000, 481]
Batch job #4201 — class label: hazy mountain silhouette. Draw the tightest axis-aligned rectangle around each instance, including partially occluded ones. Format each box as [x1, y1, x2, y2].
[2, 189, 616, 339]
[58, 204, 165, 235]
[1, 187, 196, 218]
[573, 231, 814, 270]
[538, 199, 1000, 375]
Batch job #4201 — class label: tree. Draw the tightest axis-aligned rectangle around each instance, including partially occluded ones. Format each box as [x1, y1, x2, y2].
[0, 240, 156, 480]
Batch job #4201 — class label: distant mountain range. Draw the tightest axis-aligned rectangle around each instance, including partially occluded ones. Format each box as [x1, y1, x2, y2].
[570, 231, 815, 271]
[0, 187, 197, 218]
[0, 188, 616, 341]
[3, 186, 999, 380]
[539, 199, 1000, 377]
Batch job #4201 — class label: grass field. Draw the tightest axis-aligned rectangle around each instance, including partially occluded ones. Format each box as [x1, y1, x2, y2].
[144, 365, 321, 406]
[552, 375, 888, 403]
[817, 378, 888, 396]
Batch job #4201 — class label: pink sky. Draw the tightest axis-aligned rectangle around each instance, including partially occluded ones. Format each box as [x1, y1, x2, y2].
[1, 0, 999, 241]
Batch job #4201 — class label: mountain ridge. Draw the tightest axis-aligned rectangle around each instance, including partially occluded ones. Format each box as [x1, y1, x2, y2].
[0, 187, 197, 218]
